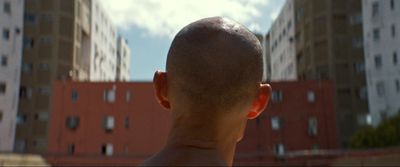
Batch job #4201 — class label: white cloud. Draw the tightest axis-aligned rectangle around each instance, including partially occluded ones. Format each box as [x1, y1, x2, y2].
[99, 0, 270, 38]
[270, 10, 279, 20]
[248, 23, 261, 33]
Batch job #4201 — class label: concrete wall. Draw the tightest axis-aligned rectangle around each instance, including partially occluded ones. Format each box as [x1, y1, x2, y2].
[89, 0, 118, 81]
[362, 0, 400, 126]
[0, 0, 24, 151]
[116, 36, 131, 81]
[269, 0, 297, 81]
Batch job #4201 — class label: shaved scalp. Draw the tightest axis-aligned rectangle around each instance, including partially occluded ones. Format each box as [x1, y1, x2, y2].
[166, 17, 263, 112]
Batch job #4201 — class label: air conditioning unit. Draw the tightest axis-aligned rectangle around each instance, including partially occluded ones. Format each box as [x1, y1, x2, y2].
[66, 116, 80, 130]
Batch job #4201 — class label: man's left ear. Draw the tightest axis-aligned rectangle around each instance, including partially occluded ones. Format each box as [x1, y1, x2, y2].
[247, 83, 272, 119]
[153, 71, 171, 110]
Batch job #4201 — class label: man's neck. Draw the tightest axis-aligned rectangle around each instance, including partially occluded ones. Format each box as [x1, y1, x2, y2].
[165, 120, 239, 166]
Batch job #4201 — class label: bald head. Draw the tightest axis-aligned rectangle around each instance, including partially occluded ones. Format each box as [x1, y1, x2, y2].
[166, 17, 263, 111]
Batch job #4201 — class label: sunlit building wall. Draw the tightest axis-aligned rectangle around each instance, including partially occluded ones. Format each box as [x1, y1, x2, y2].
[268, 0, 297, 81]
[89, 0, 117, 81]
[0, 0, 24, 151]
[116, 36, 130, 81]
[362, 0, 400, 126]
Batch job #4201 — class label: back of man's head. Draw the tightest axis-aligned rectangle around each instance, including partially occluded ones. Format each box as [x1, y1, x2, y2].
[166, 17, 263, 112]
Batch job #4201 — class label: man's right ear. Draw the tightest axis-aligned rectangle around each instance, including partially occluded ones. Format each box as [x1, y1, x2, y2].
[247, 83, 272, 119]
[153, 71, 171, 110]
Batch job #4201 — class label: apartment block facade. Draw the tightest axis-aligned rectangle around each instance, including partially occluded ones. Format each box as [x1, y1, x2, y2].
[362, 0, 400, 126]
[0, 0, 24, 151]
[16, 0, 130, 153]
[235, 80, 338, 164]
[45, 81, 337, 166]
[269, 0, 297, 81]
[116, 36, 130, 81]
[47, 82, 170, 166]
[263, 33, 271, 82]
[89, 0, 118, 81]
[16, 0, 92, 153]
[295, 0, 368, 146]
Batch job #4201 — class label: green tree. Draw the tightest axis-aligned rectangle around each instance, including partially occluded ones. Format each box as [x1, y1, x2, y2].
[349, 111, 400, 149]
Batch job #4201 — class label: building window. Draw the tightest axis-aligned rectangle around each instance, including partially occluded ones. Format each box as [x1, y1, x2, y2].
[274, 143, 285, 157]
[307, 91, 316, 102]
[33, 139, 47, 148]
[38, 87, 51, 96]
[21, 63, 33, 73]
[14, 140, 26, 153]
[101, 143, 113, 156]
[373, 28, 380, 42]
[354, 62, 365, 73]
[16, 114, 27, 124]
[0, 82, 6, 94]
[68, 144, 75, 155]
[40, 37, 53, 45]
[104, 89, 116, 103]
[1, 56, 7, 67]
[352, 38, 363, 48]
[3, 1, 10, 14]
[376, 81, 385, 97]
[66, 116, 80, 130]
[372, 2, 379, 17]
[391, 0, 395, 10]
[271, 117, 281, 130]
[125, 91, 131, 102]
[357, 113, 372, 125]
[39, 63, 49, 71]
[349, 13, 362, 25]
[392, 24, 396, 37]
[124, 117, 130, 129]
[71, 90, 78, 102]
[271, 90, 283, 102]
[24, 13, 36, 24]
[103, 116, 115, 132]
[396, 80, 400, 93]
[374, 54, 382, 69]
[308, 117, 318, 136]
[0, 110, 3, 122]
[2, 28, 10, 40]
[394, 52, 398, 65]
[20, 86, 32, 99]
[23, 37, 34, 49]
[34, 112, 49, 121]
[358, 86, 368, 100]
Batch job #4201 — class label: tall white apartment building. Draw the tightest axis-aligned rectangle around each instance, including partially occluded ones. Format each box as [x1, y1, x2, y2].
[263, 33, 271, 82]
[269, 0, 296, 81]
[116, 36, 131, 81]
[0, 0, 23, 151]
[90, 0, 117, 81]
[363, 0, 400, 126]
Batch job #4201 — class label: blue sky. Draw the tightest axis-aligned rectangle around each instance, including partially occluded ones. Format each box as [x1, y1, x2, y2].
[100, 0, 285, 81]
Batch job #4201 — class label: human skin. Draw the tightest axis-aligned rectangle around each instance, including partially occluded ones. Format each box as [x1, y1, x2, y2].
[140, 17, 272, 166]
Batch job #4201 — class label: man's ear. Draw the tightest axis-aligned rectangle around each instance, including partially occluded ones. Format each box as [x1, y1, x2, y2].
[247, 83, 272, 119]
[153, 71, 171, 110]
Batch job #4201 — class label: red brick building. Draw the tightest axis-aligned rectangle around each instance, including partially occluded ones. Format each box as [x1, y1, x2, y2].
[46, 80, 338, 166]
[47, 81, 171, 165]
[235, 80, 339, 165]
